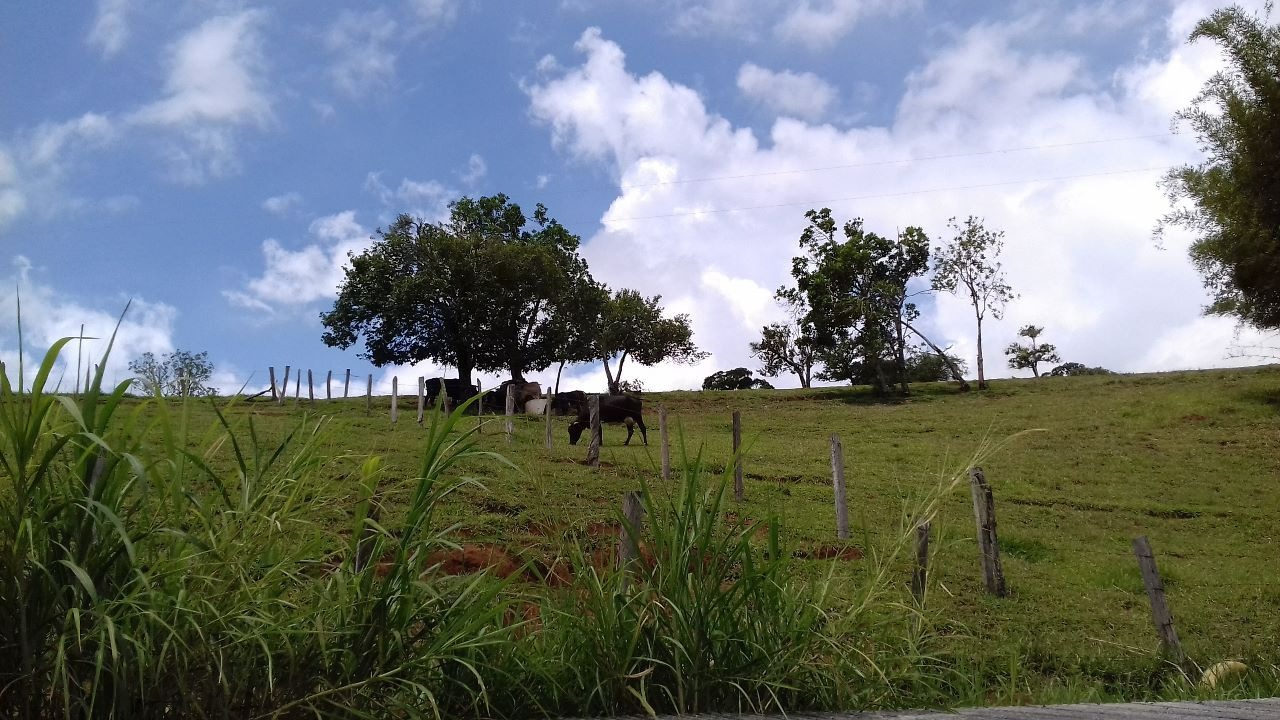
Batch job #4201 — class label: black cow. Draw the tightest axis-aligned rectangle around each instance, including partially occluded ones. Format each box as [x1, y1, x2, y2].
[426, 378, 480, 410]
[568, 394, 647, 446]
[550, 390, 586, 416]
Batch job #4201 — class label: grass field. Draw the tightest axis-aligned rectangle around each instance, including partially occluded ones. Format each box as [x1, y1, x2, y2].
[5, 354, 1279, 716]
[224, 365, 1280, 697]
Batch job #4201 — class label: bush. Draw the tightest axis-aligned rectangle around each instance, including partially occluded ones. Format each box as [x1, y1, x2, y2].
[702, 367, 774, 390]
[1049, 362, 1115, 377]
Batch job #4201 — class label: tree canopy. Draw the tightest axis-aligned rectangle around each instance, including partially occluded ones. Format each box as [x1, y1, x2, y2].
[702, 367, 773, 391]
[129, 350, 217, 397]
[593, 289, 707, 394]
[320, 194, 596, 386]
[750, 292, 817, 389]
[932, 216, 1015, 390]
[1161, 5, 1280, 329]
[1004, 324, 1060, 377]
[786, 208, 966, 393]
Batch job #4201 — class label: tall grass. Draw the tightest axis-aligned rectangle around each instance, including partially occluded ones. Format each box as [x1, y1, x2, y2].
[10, 330, 1259, 717]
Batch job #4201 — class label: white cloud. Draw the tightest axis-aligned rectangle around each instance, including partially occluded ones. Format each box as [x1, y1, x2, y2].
[526, 10, 1264, 391]
[230, 211, 373, 312]
[669, 0, 771, 40]
[130, 10, 272, 183]
[1, 256, 177, 391]
[736, 63, 837, 120]
[461, 154, 487, 186]
[776, 0, 918, 47]
[324, 9, 399, 98]
[407, 0, 460, 25]
[88, 0, 133, 57]
[262, 191, 303, 216]
[364, 172, 454, 220]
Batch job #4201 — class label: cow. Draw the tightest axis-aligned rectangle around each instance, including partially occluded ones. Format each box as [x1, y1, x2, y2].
[550, 390, 586, 416]
[567, 394, 647, 446]
[425, 377, 480, 410]
[483, 380, 542, 414]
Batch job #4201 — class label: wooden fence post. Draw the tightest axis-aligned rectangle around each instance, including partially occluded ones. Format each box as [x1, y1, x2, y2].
[307, 370, 315, 404]
[732, 410, 743, 501]
[344, 369, 351, 398]
[365, 375, 373, 415]
[279, 366, 291, 405]
[326, 370, 332, 400]
[268, 366, 277, 400]
[390, 376, 399, 423]
[294, 371, 301, 402]
[969, 466, 1007, 597]
[1132, 536, 1187, 666]
[912, 522, 931, 603]
[659, 404, 671, 480]
[505, 384, 516, 443]
[544, 392, 553, 449]
[618, 490, 645, 569]
[830, 434, 849, 540]
[586, 395, 601, 467]
[417, 376, 426, 424]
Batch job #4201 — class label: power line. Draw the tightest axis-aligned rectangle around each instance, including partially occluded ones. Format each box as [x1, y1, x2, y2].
[614, 132, 1178, 190]
[600, 165, 1173, 223]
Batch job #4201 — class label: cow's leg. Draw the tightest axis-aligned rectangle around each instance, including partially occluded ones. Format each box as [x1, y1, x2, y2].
[623, 417, 635, 445]
[635, 415, 648, 445]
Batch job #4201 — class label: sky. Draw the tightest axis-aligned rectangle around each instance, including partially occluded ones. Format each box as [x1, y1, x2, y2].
[1, 0, 1276, 396]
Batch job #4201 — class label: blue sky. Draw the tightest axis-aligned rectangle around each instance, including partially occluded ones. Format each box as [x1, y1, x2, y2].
[1, 0, 1274, 395]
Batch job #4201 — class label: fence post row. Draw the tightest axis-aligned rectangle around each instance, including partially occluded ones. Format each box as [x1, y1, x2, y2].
[586, 395, 601, 467]
[911, 522, 931, 603]
[505, 384, 516, 443]
[544, 392, 554, 449]
[659, 404, 671, 481]
[279, 366, 291, 406]
[830, 434, 849, 540]
[732, 410, 743, 501]
[1132, 536, 1187, 666]
[969, 466, 1007, 597]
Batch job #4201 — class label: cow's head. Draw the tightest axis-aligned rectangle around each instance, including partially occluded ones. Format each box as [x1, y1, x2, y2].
[567, 420, 586, 445]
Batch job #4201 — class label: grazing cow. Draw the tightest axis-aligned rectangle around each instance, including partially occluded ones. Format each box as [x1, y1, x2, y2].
[568, 394, 647, 446]
[550, 390, 586, 416]
[425, 377, 480, 409]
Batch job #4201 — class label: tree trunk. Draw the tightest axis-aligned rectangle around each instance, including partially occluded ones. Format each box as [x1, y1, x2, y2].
[602, 357, 619, 395]
[895, 317, 910, 395]
[975, 312, 987, 390]
[456, 362, 473, 389]
[902, 320, 971, 392]
[553, 360, 565, 395]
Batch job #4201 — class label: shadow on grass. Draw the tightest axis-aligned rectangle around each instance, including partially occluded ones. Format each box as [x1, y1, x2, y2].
[808, 382, 968, 407]
[1239, 387, 1280, 411]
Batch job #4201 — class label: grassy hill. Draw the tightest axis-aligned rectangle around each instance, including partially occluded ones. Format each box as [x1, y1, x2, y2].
[5, 358, 1279, 715]
[228, 365, 1280, 696]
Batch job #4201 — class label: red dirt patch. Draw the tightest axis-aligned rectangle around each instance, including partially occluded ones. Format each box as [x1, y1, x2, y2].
[794, 545, 863, 561]
[426, 544, 523, 578]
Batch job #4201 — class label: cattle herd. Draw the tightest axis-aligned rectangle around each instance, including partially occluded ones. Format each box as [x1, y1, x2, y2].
[442, 379, 647, 447]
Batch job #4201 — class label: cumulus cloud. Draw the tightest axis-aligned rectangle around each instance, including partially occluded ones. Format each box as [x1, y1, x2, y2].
[364, 173, 454, 221]
[736, 63, 837, 120]
[460, 154, 487, 186]
[526, 10, 1271, 391]
[88, 0, 134, 57]
[130, 10, 272, 183]
[1, 256, 177, 391]
[776, 0, 919, 47]
[407, 0, 460, 25]
[324, 9, 399, 98]
[228, 211, 373, 313]
[262, 191, 303, 216]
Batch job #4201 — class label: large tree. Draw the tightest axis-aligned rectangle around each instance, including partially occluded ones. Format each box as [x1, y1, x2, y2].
[129, 350, 217, 397]
[931, 216, 1015, 390]
[1161, 5, 1280, 330]
[789, 209, 963, 393]
[320, 194, 595, 386]
[750, 291, 818, 388]
[594, 289, 707, 394]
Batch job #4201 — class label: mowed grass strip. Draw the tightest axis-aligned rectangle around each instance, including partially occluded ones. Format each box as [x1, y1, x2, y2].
[162, 365, 1280, 694]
